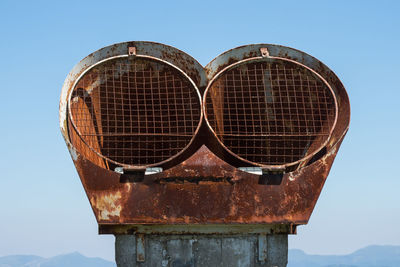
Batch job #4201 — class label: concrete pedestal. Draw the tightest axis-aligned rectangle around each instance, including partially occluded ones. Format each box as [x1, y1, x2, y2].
[115, 233, 288, 267]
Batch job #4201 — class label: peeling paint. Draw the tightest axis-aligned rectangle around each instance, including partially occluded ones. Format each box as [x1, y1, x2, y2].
[60, 42, 350, 233]
[92, 192, 122, 220]
[68, 145, 79, 161]
[288, 173, 295, 181]
[327, 145, 338, 157]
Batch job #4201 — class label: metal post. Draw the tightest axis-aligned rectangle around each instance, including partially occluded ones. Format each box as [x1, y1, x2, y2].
[115, 231, 288, 267]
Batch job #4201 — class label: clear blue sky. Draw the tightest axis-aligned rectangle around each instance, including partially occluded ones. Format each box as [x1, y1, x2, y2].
[0, 0, 399, 262]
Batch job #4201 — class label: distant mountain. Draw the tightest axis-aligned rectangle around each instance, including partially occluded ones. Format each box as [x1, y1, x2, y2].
[288, 245, 400, 267]
[0, 252, 115, 267]
[1, 245, 399, 267]
[0, 255, 43, 267]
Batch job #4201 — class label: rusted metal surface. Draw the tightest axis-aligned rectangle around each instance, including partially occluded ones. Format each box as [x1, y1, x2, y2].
[69, 56, 202, 168]
[205, 45, 350, 148]
[60, 42, 350, 234]
[68, 142, 342, 227]
[204, 58, 337, 167]
[100, 222, 296, 235]
[204, 45, 349, 170]
[60, 41, 207, 170]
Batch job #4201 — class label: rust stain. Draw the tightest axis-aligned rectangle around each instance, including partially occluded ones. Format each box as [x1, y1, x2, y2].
[91, 192, 122, 220]
[60, 42, 350, 235]
[69, 142, 342, 227]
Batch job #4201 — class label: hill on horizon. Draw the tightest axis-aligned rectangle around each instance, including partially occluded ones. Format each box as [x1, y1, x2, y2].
[0, 252, 115, 267]
[1, 245, 399, 267]
[288, 245, 400, 267]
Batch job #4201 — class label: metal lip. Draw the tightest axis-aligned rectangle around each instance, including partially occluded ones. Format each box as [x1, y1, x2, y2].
[61, 41, 204, 169]
[99, 223, 296, 235]
[204, 43, 351, 133]
[203, 46, 340, 169]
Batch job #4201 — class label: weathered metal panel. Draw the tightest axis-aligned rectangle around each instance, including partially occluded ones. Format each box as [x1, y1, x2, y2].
[136, 234, 145, 262]
[60, 42, 350, 234]
[115, 234, 288, 267]
[258, 234, 268, 263]
[70, 141, 341, 226]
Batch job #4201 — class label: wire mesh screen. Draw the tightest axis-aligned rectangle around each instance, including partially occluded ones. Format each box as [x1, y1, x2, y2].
[69, 57, 201, 166]
[205, 60, 336, 166]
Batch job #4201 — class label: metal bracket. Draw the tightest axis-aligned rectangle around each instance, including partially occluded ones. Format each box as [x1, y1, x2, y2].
[259, 167, 285, 185]
[136, 234, 145, 262]
[258, 234, 268, 262]
[117, 167, 163, 183]
[260, 47, 270, 57]
[128, 46, 137, 57]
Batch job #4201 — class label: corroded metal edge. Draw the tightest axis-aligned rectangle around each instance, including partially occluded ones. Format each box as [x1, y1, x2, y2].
[70, 139, 343, 230]
[99, 223, 296, 235]
[203, 44, 350, 169]
[60, 43, 350, 235]
[60, 41, 208, 169]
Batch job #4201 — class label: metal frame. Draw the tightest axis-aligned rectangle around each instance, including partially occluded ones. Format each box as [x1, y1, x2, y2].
[67, 53, 203, 169]
[60, 41, 206, 170]
[203, 48, 339, 169]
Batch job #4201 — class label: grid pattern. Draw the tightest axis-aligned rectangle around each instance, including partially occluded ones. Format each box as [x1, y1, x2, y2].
[69, 57, 201, 166]
[205, 60, 336, 165]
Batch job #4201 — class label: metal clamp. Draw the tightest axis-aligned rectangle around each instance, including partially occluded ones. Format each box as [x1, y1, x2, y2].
[258, 234, 268, 262]
[136, 234, 145, 262]
[260, 47, 270, 57]
[259, 167, 285, 185]
[128, 46, 137, 57]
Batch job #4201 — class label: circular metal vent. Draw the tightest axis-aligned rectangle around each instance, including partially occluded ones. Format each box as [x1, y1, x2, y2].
[204, 58, 337, 167]
[68, 56, 202, 167]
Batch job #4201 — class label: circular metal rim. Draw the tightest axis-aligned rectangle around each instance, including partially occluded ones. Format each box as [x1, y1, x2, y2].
[203, 55, 339, 168]
[67, 54, 203, 169]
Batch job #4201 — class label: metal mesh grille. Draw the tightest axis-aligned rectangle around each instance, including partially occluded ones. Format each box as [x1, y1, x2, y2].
[205, 60, 336, 166]
[69, 57, 201, 166]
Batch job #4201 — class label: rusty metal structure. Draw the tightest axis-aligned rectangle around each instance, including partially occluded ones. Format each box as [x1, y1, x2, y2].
[60, 41, 350, 266]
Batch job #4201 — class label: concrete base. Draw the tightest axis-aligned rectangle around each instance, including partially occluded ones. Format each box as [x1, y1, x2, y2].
[115, 234, 288, 267]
